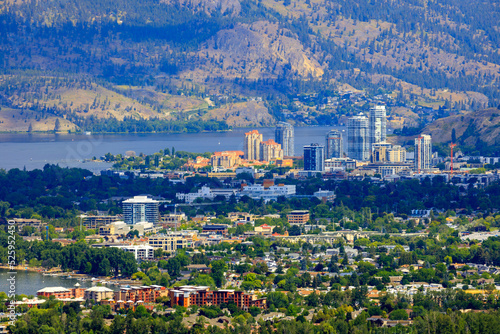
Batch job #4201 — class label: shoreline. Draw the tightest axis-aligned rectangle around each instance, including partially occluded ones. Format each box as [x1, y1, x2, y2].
[0, 265, 144, 287]
[0, 124, 344, 136]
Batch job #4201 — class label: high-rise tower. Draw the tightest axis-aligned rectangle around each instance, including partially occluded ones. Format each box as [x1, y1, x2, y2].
[304, 144, 325, 172]
[414, 134, 432, 172]
[122, 196, 159, 225]
[369, 105, 387, 147]
[347, 114, 370, 161]
[244, 130, 263, 161]
[326, 129, 343, 159]
[275, 122, 294, 157]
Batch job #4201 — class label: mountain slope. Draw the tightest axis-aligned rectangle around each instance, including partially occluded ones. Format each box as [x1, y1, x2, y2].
[422, 108, 500, 155]
[0, 0, 499, 133]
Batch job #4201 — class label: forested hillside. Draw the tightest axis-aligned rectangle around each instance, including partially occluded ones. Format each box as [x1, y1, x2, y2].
[0, 0, 499, 133]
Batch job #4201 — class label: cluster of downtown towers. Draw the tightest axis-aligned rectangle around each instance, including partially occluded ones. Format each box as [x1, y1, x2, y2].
[276, 106, 430, 172]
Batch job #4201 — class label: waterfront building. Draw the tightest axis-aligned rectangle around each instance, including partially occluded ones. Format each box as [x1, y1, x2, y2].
[414, 134, 432, 172]
[304, 143, 325, 171]
[114, 286, 167, 304]
[260, 139, 284, 161]
[168, 286, 266, 310]
[244, 130, 263, 161]
[275, 122, 294, 156]
[122, 196, 159, 225]
[347, 114, 370, 161]
[84, 286, 114, 302]
[111, 244, 156, 260]
[326, 130, 343, 159]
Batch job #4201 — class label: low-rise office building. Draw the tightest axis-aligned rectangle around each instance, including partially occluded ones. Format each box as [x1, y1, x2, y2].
[287, 210, 310, 225]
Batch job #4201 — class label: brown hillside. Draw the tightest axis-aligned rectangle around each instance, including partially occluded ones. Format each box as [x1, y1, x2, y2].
[423, 108, 500, 146]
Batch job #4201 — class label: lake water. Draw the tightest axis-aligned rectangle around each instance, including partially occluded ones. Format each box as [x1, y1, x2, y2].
[0, 269, 96, 296]
[0, 126, 346, 172]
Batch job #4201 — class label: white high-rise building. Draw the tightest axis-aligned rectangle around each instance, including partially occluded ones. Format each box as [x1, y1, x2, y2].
[369, 105, 387, 147]
[275, 122, 294, 156]
[122, 196, 159, 225]
[347, 114, 370, 161]
[414, 134, 432, 172]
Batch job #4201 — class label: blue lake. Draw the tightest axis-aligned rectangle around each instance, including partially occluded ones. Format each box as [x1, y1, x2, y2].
[0, 126, 346, 172]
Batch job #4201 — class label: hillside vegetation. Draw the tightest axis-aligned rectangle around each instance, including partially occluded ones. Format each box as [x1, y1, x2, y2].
[0, 0, 499, 133]
[422, 108, 500, 156]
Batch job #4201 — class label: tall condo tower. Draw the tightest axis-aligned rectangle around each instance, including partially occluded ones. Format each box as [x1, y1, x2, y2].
[304, 144, 325, 172]
[275, 122, 294, 157]
[347, 114, 370, 161]
[414, 134, 432, 173]
[244, 130, 263, 161]
[325, 129, 343, 159]
[369, 105, 387, 147]
[122, 196, 159, 225]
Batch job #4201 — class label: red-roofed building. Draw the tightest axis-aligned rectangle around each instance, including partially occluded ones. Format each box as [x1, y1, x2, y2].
[255, 224, 274, 235]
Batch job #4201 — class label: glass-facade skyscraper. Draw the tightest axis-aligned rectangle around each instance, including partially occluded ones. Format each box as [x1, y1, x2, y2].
[304, 143, 324, 171]
[347, 114, 370, 161]
[369, 105, 387, 146]
[275, 122, 294, 157]
[122, 196, 159, 225]
[326, 129, 343, 158]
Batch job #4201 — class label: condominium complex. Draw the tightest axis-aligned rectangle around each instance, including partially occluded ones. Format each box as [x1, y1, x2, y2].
[122, 196, 159, 225]
[304, 143, 325, 171]
[111, 244, 155, 260]
[244, 130, 263, 161]
[371, 142, 393, 163]
[369, 105, 387, 146]
[371, 142, 407, 164]
[210, 151, 243, 168]
[387, 145, 407, 163]
[240, 184, 296, 202]
[82, 215, 121, 229]
[168, 286, 266, 310]
[326, 129, 343, 159]
[275, 122, 294, 156]
[347, 114, 370, 161]
[414, 134, 432, 172]
[260, 139, 284, 162]
[324, 157, 357, 171]
[149, 234, 195, 252]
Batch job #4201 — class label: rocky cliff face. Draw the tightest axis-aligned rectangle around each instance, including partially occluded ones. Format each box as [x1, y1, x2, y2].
[188, 21, 323, 79]
[202, 100, 274, 127]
